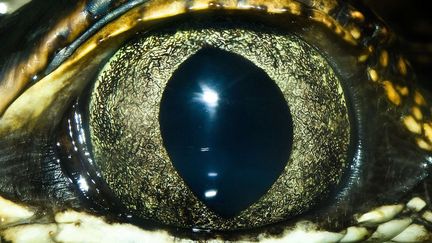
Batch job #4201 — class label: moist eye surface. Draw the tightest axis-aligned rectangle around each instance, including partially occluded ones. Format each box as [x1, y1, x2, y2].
[87, 23, 350, 230]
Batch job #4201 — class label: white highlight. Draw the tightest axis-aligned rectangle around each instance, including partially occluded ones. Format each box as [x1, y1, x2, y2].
[201, 87, 219, 107]
[200, 147, 210, 152]
[208, 172, 218, 177]
[0, 2, 8, 14]
[78, 176, 89, 192]
[204, 189, 217, 198]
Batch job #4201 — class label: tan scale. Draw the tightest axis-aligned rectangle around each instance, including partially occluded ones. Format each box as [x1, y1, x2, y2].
[349, 26, 361, 40]
[367, 68, 379, 82]
[241, 0, 300, 14]
[416, 138, 432, 151]
[396, 85, 409, 96]
[403, 115, 422, 134]
[358, 52, 370, 63]
[358, 45, 374, 63]
[423, 123, 432, 143]
[382, 81, 401, 106]
[350, 10, 365, 23]
[412, 106, 424, 121]
[414, 90, 427, 106]
[398, 57, 408, 76]
[379, 50, 389, 67]
[284, 1, 303, 15]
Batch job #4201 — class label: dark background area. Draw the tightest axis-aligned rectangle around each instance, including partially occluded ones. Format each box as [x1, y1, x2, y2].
[365, 0, 432, 42]
[364, 0, 432, 88]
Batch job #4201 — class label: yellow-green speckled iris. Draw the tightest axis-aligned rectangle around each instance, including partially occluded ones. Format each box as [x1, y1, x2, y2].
[88, 23, 350, 230]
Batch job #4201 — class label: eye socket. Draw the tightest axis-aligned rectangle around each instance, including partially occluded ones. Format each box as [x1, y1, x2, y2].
[1, 0, 432, 241]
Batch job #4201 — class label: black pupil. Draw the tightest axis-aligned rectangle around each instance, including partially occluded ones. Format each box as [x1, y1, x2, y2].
[159, 47, 293, 218]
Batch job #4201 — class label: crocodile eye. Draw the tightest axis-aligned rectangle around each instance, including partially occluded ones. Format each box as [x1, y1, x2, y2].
[0, 0, 431, 241]
[56, 22, 349, 230]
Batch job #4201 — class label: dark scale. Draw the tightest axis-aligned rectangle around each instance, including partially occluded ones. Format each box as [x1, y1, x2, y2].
[159, 47, 293, 218]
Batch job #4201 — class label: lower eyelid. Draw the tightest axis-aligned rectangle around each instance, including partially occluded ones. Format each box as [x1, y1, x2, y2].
[1, 195, 431, 242]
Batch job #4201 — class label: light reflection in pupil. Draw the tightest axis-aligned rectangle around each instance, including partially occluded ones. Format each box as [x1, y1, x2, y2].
[159, 47, 293, 218]
[205, 189, 218, 198]
[199, 86, 219, 108]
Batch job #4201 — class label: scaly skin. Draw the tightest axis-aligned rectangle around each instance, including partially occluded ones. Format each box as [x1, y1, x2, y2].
[0, 0, 431, 242]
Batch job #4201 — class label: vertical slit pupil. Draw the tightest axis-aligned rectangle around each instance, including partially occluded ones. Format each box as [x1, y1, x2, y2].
[159, 47, 293, 218]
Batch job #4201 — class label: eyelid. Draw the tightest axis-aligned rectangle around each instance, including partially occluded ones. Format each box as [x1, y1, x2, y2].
[0, 0, 359, 118]
[0, 0, 154, 118]
[0, 1, 90, 116]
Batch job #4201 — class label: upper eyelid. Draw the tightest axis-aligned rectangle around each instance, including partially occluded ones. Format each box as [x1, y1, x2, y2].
[0, 0, 143, 117]
[0, 1, 89, 116]
[0, 0, 361, 118]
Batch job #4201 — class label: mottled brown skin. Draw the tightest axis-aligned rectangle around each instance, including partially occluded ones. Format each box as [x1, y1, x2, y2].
[0, 0, 432, 241]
